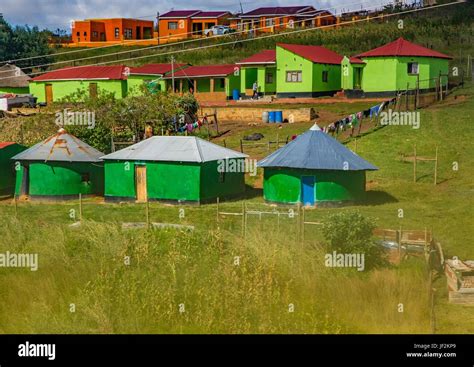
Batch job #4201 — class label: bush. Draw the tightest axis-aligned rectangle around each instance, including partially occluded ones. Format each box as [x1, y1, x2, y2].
[322, 211, 385, 270]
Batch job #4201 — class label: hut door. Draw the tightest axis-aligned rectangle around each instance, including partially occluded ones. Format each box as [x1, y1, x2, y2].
[45, 84, 53, 104]
[301, 176, 315, 206]
[20, 165, 29, 196]
[135, 165, 148, 203]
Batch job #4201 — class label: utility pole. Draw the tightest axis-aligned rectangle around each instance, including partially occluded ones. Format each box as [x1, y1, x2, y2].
[156, 12, 160, 45]
[171, 55, 175, 92]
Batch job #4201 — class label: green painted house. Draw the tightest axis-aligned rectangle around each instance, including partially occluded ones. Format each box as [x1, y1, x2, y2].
[12, 129, 104, 200]
[101, 136, 248, 203]
[236, 50, 277, 98]
[0, 64, 31, 95]
[276, 43, 343, 98]
[258, 124, 377, 206]
[29, 65, 128, 103]
[127, 63, 189, 95]
[341, 37, 452, 97]
[162, 64, 241, 102]
[0, 142, 26, 195]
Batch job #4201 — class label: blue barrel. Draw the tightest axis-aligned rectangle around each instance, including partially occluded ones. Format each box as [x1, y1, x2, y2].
[232, 89, 240, 100]
[268, 111, 276, 123]
[275, 111, 283, 123]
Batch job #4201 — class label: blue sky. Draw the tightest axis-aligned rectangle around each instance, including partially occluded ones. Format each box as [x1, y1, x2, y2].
[1, 0, 391, 30]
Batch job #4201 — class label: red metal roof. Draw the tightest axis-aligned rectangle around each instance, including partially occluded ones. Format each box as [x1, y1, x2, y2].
[241, 6, 315, 17]
[32, 65, 128, 81]
[277, 43, 344, 65]
[193, 11, 230, 18]
[164, 64, 239, 78]
[160, 10, 201, 18]
[130, 63, 188, 75]
[0, 142, 16, 150]
[236, 50, 276, 65]
[349, 57, 365, 64]
[356, 37, 452, 59]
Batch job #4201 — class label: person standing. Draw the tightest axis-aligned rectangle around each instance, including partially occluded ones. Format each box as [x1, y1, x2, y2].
[252, 81, 259, 100]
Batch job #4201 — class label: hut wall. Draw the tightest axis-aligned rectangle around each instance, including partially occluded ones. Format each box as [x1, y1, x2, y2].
[263, 168, 366, 203]
[0, 144, 26, 195]
[200, 159, 246, 201]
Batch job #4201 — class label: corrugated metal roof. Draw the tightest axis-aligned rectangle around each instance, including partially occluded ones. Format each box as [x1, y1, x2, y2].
[0, 64, 31, 88]
[129, 63, 188, 76]
[277, 43, 344, 65]
[241, 6, 314, 17]
[258, 124, 378, 171]
[0, 142, 16, 150]
[236, 50, 276, 65]
[193, 11, 230, 18]
[31, 65, 128, 82]
[160, 10, 202, 18]
[101, 136, 248, 163]
[12, 129, 104, 162]
[356, 37, 453, 59]
[163, 64, 238, 79]
[349, 57, 365, 64]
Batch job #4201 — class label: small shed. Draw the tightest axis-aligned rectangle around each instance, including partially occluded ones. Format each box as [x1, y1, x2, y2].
[0, 142, 26, 195]
[0, 64, 31, 95]
[258, 124, 378, 205]
[101, 136, 247, 203]
[12, 129, 104, 199]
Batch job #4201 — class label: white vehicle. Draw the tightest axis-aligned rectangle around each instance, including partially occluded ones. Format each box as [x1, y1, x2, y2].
[204, 25, 235, 36]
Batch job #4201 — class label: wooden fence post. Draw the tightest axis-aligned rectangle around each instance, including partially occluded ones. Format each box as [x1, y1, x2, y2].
[79, 193, 83, 222]
[434, 146, 438, 185]
[216, 197, 220, 223]
[413, 144, 417, 183]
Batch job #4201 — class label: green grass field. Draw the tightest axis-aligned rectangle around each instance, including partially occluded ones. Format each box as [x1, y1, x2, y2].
[0, 83, 472, 334]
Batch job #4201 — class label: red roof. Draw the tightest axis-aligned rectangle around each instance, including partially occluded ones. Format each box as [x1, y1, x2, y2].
[164, 64, 239, 78]
[349, 57, 365, 64]
[130, 63, 188, 75]
[160, 10, 201, 18]
[278, 43, 343, 65]
[237, 50, 276, 65]
[193, 11, 230, 18]
[241, 6, 315, 17]
[32, 65, 128, 81]
[0, 142, 16, 150]
[356, 38, 452, 59]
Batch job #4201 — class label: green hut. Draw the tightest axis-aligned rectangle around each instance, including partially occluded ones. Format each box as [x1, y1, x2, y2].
[12, 129, 104, 199]
[341, 37, 452, 97]
[0, 142, 26, 195]
[276, 43, 343, 98]
[101, 136, 248, 203]
[0, 64, 31, 95]
[258, 124, 377, 205]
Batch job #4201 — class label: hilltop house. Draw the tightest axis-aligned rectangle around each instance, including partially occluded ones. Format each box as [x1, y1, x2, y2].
[341, 37, 452, 97]
[276, 43, 343, 98]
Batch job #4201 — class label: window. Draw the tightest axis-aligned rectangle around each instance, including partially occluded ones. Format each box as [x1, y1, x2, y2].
[124, 28, 132, 39]
[219, 171, 226, 183]
[92, 31, 98, 38]
[265, 18, 275, 27]
[83, 32, 87, 37]
[265, 72, 273, 84]
[114, 27, 120, 38]
[76, 32, 80, 36]
[407, 62, 419, 75]
[322, 70, 329, 83]
[286, 71, 302, 82]
[219, 78, 225, 88]
[168, 22, 178, 30]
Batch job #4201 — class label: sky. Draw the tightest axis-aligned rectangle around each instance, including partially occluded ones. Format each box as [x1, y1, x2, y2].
[0, 0, 392, 30]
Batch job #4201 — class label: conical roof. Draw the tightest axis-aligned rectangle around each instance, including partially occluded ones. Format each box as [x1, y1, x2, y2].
[101, 136, 248, 163]
[12, 129, 104, 162]
[257, 124, 377, 171]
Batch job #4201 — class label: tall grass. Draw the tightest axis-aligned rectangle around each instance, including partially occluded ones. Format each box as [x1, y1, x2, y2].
[0, 218, 430, 334]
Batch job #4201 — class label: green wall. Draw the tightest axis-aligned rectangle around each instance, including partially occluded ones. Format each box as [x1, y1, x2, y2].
[240, 66, 276, 95]
[263, 168, 367, 204]
[0, 87, 29, 95]
[355, 56, 450, 93]
[14, 161, 104, 197]
[276, 46, 341, 96]
[226, 74, 240, 98]
[104, 159, 245, 202]
[29, 79, 128, 103]
[0, 144, 26, 195]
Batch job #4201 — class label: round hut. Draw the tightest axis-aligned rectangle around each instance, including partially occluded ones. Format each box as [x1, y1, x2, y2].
[257, 124, 378, 205]
[12, 129, 104, 199]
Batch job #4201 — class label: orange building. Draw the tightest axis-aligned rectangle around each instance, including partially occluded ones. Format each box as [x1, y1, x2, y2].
[229, 6, 337, 34]
[71, 18, 154, 44]
[158, 10, 231, 42]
